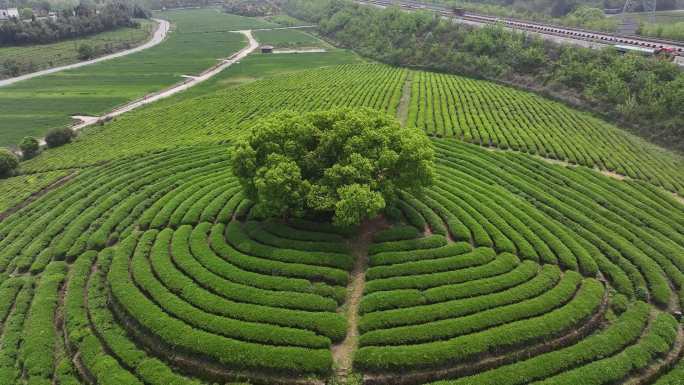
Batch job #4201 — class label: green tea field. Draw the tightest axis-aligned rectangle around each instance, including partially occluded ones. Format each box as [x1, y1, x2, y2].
[0, 8, 274, 147]
[0, 4, 682, 385]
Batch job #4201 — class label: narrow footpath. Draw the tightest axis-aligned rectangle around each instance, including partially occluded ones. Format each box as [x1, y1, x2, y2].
[332, 217, 389, 384]
[0, 18, 170, 88]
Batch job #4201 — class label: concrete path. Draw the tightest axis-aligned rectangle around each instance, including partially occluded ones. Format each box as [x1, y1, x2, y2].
[68, 30, 258, 133]
[0, 18, 170, 88]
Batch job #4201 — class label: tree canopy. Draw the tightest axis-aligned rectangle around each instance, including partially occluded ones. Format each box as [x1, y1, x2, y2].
[231, 108, 435, 226]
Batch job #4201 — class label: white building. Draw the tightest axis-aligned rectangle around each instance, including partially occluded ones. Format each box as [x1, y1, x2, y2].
[0, 8, 20, 21]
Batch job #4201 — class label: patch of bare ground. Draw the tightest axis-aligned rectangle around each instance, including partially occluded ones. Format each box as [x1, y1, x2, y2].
[0, 171, 77, 222]
[362, 280, 610, 385]
[331, 216, 390, 384]
[396, 72, 413, 127]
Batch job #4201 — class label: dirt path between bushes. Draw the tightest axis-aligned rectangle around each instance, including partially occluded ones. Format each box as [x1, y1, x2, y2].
[396, 71, 413, 127]
[331, 217, 389, 383]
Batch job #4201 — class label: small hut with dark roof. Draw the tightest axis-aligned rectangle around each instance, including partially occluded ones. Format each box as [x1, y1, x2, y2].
[260, 45, 274, 54]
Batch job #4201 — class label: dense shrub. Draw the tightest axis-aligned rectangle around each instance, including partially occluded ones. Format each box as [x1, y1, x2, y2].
[45, 128, 74, 148]
[0, 148, 19, 178]
[19, 136, 40, 159]
[231, 108, 435, 226]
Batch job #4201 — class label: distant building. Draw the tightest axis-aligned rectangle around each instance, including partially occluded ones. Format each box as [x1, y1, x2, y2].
[0, 8, 19, 21]
[261, 45, 274, 54]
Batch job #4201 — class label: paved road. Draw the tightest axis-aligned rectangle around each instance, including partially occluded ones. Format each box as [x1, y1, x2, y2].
[0, 18, 170, 88]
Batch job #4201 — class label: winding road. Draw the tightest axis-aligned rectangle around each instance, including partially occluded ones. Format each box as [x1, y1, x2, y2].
[0, 18, 171, 88]
[67, 29, 258, 134]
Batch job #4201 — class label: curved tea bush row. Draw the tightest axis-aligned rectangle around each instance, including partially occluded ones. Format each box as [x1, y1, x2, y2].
[365, 252, 521, 293]
[359, 260, 541, 315]
[408, 70, 684, 194]
[133, 230, 331, 348]
[532, 312, 678, 385]
[156, 228, 347, 340]
[369, 241, 471, 267]
[429, 301, 651, 385]
[355, 278, 605, 371]
[108, 233, 334, 375]
[359, 264, 560, 332]
[429, 139, 684, 306]
[359, 271, 583, 346]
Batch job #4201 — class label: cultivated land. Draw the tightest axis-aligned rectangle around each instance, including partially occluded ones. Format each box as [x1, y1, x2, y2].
[0, 8, 275, 147]
[0, 8, 683, 385]
[0, 19, 155, 79]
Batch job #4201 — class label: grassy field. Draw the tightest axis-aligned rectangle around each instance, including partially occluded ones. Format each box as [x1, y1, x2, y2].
[253, 28, 326, 48]
[0, 8, 275, 148]
[0, 20, 155, 80]
[0, 11, 683, 385]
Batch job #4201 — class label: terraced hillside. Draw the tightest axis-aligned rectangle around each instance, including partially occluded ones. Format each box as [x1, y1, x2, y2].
[0, 137, 682, 384]
[0, 19, 683, 385]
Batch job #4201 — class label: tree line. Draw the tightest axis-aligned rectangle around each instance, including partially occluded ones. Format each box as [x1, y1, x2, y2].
[283, 0, 684, 152]
[0, 1, 150, 46]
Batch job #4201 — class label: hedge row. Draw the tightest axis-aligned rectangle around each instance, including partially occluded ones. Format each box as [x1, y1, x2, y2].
[368, 234, 448, 255]
[366, 247, 495, 280]
[431, 301, 651, 385]
[132, 230, 331, 348]
[433, 141, 675, 304]
[260, 221, 345, 242]
[359, 264, 560, 333]
[354, 278, 604, 371]
[19, 261, 67, 385]
[532, 312, 677, 384]
[359, 270, 580, 346]
[63, 250, 142, 385]
[364, 253, 520, 293]
[153, 228, 347, 341]
[372, 225, 422, 243]
[0, 278, 33, 384]
[171, 226, 338, 312]
[89, 249, 204, 385]
[244, 221, 350, 254]
[226, 221, 353, 272]
[108, 233, 334, 375]
[369, 242, 471, 267]
[359, 261, 539, 314]
[191, 223, 343, 304]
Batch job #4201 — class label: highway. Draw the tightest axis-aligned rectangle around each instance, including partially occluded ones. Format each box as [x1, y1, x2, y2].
[358, 0, 684, 61]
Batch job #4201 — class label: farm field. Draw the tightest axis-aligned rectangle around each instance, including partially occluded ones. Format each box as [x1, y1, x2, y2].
[0, 19, 155, 80]
[0, 8, 275, 148]
[253, 28, 327, 48]
[0, 6, 683, 385]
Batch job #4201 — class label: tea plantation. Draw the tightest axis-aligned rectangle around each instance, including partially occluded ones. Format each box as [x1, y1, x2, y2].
[0, 8, 682, 385]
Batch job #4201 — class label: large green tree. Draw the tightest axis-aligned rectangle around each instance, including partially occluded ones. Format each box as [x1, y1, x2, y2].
[231, 108, 435, 226]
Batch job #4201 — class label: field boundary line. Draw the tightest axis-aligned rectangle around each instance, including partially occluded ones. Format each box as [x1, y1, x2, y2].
[0, 18, 170, 88]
